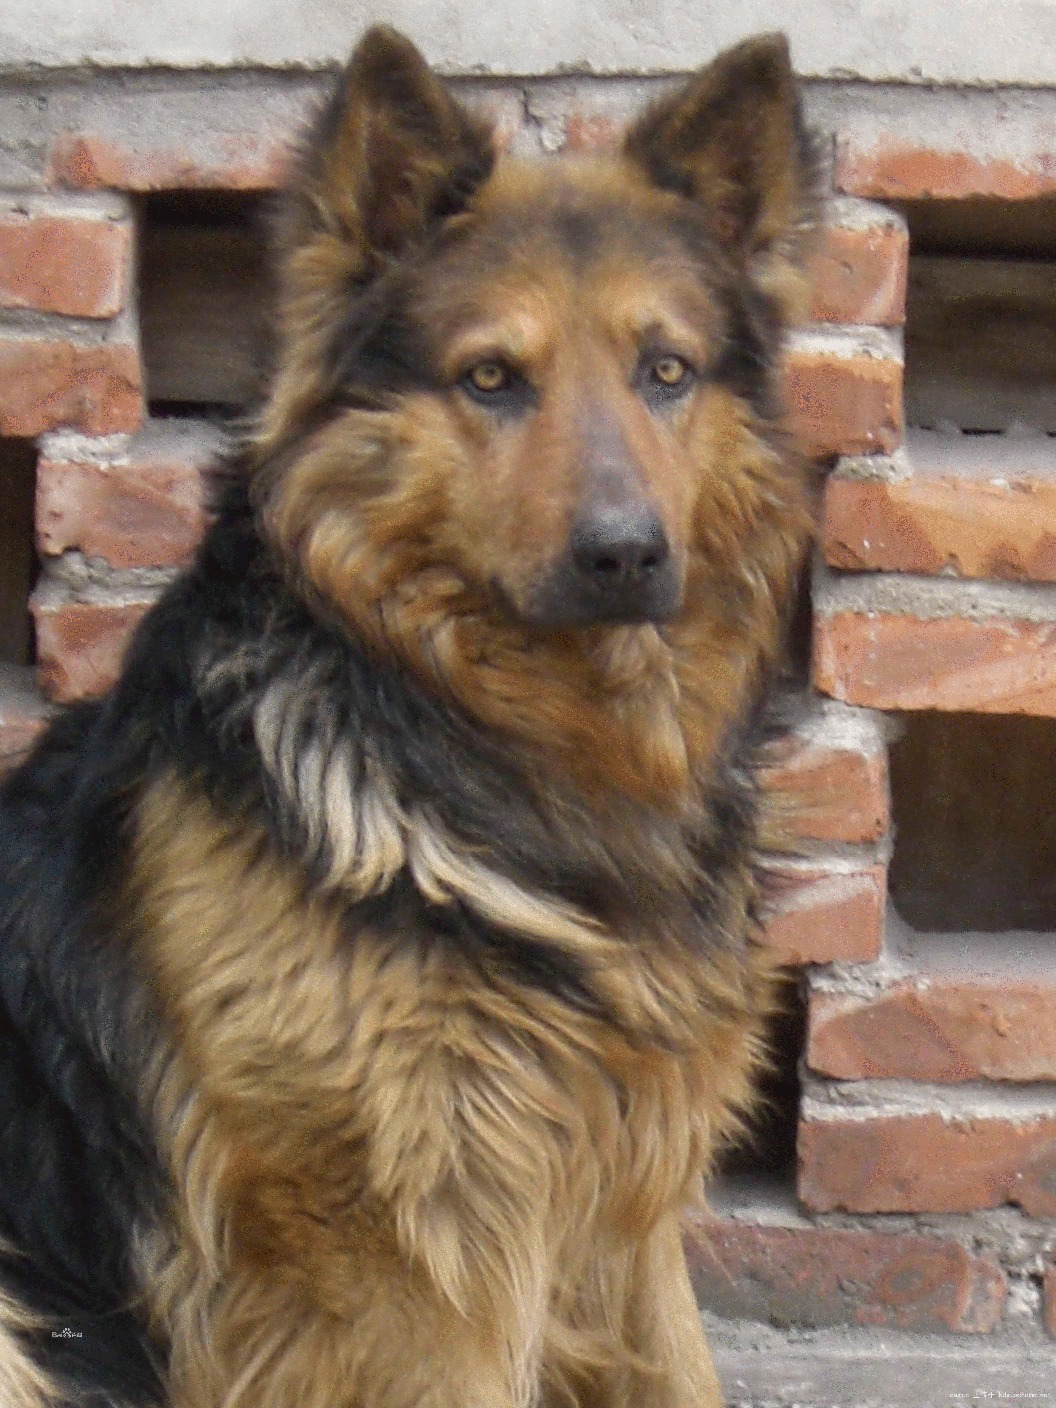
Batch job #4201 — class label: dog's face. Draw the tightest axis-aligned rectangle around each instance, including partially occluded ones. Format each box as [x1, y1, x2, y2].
[255, 27, 816, 647]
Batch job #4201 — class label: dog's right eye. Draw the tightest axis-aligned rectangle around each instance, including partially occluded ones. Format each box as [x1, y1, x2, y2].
[466, 362, 509, 394]
[459, 360, 533, 413]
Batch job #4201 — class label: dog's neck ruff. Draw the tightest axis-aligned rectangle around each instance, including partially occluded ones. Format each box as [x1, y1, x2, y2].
[252, 669, 603, 952]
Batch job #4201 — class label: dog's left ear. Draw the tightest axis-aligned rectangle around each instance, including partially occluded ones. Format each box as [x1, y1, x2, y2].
[624, 34, 819, 317]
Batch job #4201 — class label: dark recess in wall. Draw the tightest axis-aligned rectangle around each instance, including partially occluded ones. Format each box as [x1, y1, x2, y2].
[139, 190, 272, 414]
[0, 439, 37, 667]
[890, 711, 1056, 931]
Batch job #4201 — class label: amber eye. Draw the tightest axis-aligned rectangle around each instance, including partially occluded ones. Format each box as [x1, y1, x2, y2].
[652, 355, 689, 387]
[465, 361, 510, 395]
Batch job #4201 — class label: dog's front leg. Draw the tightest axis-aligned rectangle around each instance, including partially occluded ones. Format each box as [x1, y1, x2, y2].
[542, 1212, 723, 1408]
[164, 1261, 540, 1408]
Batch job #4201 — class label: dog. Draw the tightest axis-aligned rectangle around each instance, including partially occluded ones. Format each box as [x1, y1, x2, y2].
[0, 26, 818, 1407]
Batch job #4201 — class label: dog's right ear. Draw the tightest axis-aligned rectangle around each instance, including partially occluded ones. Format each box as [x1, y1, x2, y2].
[262, 27, 494, 442]
[284, 27, 493, 270]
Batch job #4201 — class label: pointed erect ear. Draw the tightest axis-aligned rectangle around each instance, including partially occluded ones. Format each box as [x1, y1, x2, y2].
[281, 26, 494, 276]
[624, 34, 819, 314]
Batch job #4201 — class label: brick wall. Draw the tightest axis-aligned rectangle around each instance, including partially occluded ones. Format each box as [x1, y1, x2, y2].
[1, 52, 1055, 1398]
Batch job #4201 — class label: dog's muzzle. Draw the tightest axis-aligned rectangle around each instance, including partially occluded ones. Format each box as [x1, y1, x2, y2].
[526, 501, 681, 627]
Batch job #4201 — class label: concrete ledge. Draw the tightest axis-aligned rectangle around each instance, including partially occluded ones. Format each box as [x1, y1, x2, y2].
[708, 1317, 1056, 1408]
[4, 0, 1056, 84]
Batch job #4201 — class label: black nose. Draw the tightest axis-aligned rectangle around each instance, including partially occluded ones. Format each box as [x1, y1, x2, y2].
[571, 504, 670, 586]
[521, 503, 680, 628]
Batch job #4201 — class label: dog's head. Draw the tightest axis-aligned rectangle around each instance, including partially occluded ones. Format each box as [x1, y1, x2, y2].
[254, 26, 817, 648]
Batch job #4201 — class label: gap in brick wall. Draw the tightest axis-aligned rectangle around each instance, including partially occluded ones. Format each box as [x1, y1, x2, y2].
[0, 440, 37, 668]
[900, 198, 1056, 435]
[140, 191, 273, 415]
[889, 712, 1056, 931]
[717, 976, 803, 1179]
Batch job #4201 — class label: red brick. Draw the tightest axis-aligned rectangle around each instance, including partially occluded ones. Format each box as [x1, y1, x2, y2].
[0, 664, 51, 772]
[824, 446, 1056, 582]
[1045, 1265, 1056, 1339]
[799, 1111, 1056, 1216]
[687, 1216, 1006, 1334]
[0, 211, 130, 319]
[37, 422, 220, 569]
[48, 132, 290, 193]
[562, 113, 621, 152]
[761, 724, 889, 845]
[814, 611, 1056, 716]
[783, 348, 902, 458]
[807, 221, 908, 327]
[32, 597, 155, 702]
[0, 336, 141, 436]
[762, 862, 886, 965]
[834, 139, 1056, 201]
[807, 983, 1056, 1083]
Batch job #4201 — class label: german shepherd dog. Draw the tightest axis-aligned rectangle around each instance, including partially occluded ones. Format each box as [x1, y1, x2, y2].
[0, 27, 818, 1408]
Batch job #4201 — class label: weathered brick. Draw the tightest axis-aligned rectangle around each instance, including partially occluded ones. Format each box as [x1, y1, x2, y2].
[32, 596, 156, 703]
[0, 664, 51, 772]
[799, 1111, 1056, 1216]
[834, 138, 1056, 201]
[1045, 1265, 1056, 1339]
[783, 346, 902, 459]
[0, 207, 131, 318]
[761, 703, 889, 845]
[562, 112, 621, 152]
[814, 610, 1056, 716]
[687, 1217, 1006, 1335]
[807, 983, 1056, 1083]
[0, 334, 142, 436]
[824, 435, 1056, 582]
[48, 131, 291, 192]
[522, 81, 651, 157]
[807, 216, 908, 327]
[37, 420, 223, 569]
[762, 862, 886, 966]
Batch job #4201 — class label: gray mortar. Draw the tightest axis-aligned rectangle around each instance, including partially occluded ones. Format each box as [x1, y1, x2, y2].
[786, 325, 903, 364]
[0, 189, 132, 220]
[38, 418, 230, 466]
[813, 559, 1056, 624]
[800, 1074, 1056, 1123]
[0, 300, 139, 345]
[0, 68, 1052, 190]
[31, 552, 177, 606]
[822, 196, 907, 234]
[521, 74, 659, 153]
[830, 447, 914, 484]
[773, 694, 889, 757]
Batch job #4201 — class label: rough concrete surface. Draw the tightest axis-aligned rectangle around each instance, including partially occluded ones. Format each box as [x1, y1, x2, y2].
[3, 0, 1056, 83]
[708, 1317, 1056, 1408]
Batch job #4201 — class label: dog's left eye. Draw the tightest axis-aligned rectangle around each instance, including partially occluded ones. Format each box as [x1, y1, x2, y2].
[636, 353, 695, 407]
[653, 355, 688, 385]
[650, 355, 692, 390]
